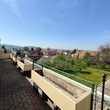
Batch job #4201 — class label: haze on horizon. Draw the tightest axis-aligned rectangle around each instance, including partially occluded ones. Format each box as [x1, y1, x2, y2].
[0, 0, 110, 50]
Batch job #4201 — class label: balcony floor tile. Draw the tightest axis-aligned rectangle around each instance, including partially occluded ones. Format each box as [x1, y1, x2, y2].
[0, 59, 51, 110]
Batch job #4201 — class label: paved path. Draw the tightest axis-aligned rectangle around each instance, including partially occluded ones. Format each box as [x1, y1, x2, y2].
[0, 59, 51, 110]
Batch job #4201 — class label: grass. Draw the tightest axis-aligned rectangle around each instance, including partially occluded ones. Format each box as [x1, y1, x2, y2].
[40, 63, 94, 87]
[77, 68, 103, 85]
[38, 63, 110, 87]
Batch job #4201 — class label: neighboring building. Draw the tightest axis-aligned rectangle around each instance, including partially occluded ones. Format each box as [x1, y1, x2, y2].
[71, 50, 97, 59]
[48, 50, 57, 56]
[43, 48, 58, 57]
[62, 50, 72, 56]
[63, 51, 68, 55]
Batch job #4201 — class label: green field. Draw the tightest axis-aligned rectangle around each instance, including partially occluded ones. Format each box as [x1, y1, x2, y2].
[38, 55, 110, 87]
[77, 68, 104, 85]
[41, 63, 110, 87]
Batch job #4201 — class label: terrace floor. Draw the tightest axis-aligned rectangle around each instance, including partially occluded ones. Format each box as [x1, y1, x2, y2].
[0, 59, 51, 110]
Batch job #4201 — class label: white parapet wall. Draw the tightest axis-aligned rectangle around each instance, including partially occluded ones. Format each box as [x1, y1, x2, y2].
[43, 68, 91, 97]
[32, 69, 91, 110]
[10, 53, 13, 59]
[12, 56, 17, 63]
[17, 59, 32, 71]
[10, 53, 17, 63]
[0, 53, 10, 59]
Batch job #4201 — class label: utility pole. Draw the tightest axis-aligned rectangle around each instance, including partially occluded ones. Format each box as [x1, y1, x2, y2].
[101, 74, 107, 110]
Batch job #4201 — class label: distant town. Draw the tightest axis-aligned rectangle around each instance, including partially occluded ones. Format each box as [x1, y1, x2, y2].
[0, 43, 110, 84]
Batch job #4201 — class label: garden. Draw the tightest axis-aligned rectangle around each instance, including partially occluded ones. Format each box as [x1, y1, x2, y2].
[37, 54, 110, 87]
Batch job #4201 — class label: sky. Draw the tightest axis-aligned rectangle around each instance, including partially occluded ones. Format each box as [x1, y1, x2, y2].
[0, 0, 110, 50]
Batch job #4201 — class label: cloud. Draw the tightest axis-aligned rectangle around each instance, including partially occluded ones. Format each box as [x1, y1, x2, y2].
[2, 0, 21, 18]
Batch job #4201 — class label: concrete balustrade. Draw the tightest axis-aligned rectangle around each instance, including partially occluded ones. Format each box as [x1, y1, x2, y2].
[10, 53, 13, 59]
[0, 52, 92, 110]
[17, 59, 32, 72]
[10, 53, 17, 64]
[0, 53, 10, 59]
[12, 56, 17, 63]
[32, 69, 91, 110]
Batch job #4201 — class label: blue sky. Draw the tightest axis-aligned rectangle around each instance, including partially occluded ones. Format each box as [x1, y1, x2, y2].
[0, 0, 110, 50]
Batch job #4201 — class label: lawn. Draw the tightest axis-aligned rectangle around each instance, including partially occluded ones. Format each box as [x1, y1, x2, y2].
[64, 67, 110, 85]
[41, 63, 110, 87]
[77, 68, 104, 85]
[38, 55, 110, 87]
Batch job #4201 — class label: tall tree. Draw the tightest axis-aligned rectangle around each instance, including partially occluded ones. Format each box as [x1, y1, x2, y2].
[23, 47, 29, 51]
[71, 49, 77, 54]
[98, 44, 110, 64]
[2, 45, 7, 53]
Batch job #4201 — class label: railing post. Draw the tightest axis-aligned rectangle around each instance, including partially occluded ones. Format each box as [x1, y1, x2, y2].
[41, 64, 43, 71]
[90, 83, 95, 110]
[32, 59, 34, 69]
[94, 85, 97, 110]
[101, 74, 107, 110]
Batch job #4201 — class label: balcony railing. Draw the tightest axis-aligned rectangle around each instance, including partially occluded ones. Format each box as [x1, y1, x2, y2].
[0, 52, 92, 110]
[0, 52, 10, 59]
